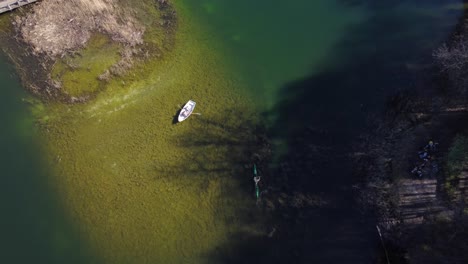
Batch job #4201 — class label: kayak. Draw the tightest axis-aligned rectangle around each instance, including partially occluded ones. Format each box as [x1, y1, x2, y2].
[253, 164, 260, 199]
[178, 100, 196, 122]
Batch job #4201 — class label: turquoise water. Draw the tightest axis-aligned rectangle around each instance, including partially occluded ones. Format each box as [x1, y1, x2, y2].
[0, 0, 463, 263]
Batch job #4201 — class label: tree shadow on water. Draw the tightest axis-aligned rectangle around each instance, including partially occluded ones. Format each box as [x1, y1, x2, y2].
[203, 2, 461, 263]
[155, 108, 272, 196]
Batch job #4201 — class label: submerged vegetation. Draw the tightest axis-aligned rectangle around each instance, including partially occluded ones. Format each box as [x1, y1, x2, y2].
[357, 9, 468, 263]
[445, 135, 468, 200]
[50, 34, 120, 98]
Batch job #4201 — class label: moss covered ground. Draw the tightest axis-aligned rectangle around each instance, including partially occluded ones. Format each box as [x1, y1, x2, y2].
[26, 1, 263, 263]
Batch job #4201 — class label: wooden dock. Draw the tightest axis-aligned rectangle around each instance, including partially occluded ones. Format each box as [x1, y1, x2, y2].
[0, 0, 38, 14]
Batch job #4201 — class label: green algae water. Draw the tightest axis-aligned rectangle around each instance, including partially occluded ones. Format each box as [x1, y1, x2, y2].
[0, 0, 463, 264]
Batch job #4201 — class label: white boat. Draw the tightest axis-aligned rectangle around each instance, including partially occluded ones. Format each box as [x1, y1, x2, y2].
[178, 100, 196, 122]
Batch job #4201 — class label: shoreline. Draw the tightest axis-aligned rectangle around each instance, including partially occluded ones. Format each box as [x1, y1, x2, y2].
[0, 0, 177, 103]
[355, 6, 468, 261]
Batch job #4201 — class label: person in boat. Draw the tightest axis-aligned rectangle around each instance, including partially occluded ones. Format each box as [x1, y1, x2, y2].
[180, 105, 192, 118]
[424, 140, 438, 153]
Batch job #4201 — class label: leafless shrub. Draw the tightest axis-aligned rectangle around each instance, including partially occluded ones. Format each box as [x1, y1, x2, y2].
[49, 79, 62, 90]
[433, 38, 468, 73]
[433, 35, 468, 94]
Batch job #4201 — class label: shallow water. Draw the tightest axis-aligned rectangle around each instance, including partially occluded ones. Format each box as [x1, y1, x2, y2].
[0, 0, 463, 263]
[0, 54, 98, 262]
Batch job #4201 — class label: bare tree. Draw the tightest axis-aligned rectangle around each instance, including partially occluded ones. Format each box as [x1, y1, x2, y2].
[433, 35, 468, 94]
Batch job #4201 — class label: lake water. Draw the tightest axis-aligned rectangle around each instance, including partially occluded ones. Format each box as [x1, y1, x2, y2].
[0, 0, 462, 263]
[179, 1, 461, 263]
[0, 54, 98, 262]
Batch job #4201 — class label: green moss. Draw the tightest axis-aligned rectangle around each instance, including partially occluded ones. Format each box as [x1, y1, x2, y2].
[51, 33, 120, 97]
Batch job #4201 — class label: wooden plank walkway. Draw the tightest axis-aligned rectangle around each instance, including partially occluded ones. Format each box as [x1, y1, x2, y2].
[380, 178, 454, 230]
[0, 0, 38, 14]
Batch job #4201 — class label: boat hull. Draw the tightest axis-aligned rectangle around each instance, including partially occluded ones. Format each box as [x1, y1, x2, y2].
[178, 100, 196, 122]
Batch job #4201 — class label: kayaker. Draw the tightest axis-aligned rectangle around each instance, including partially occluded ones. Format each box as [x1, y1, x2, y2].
[254, 176, 261, 185]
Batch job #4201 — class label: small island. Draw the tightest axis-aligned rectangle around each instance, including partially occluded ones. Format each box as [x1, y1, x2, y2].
[1, 0, 176, 102]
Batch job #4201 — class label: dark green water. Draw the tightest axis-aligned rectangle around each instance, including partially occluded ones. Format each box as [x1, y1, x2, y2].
[183, 0, 367, 108]
[0, 0, 463, 263]
[0, 55, 97, 263]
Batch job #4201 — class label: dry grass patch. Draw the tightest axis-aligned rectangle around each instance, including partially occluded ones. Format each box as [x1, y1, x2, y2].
[14, 0, 144, 57]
